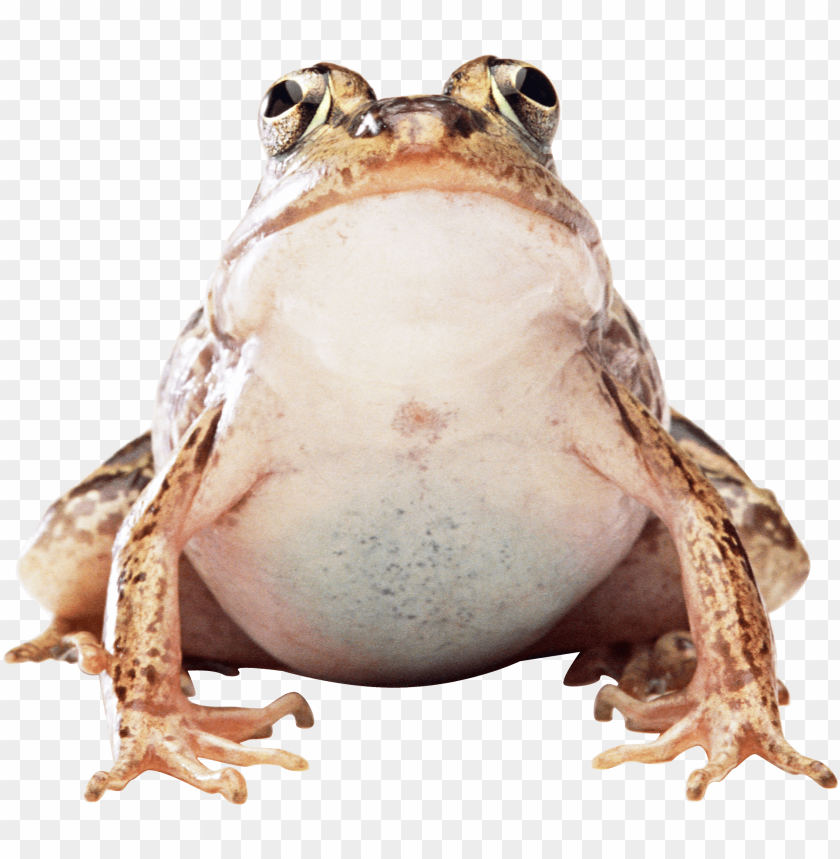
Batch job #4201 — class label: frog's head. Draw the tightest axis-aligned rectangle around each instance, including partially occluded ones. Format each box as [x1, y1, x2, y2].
[209, 57, 611, 376]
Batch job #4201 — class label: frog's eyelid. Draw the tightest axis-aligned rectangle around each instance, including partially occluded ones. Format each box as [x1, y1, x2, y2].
[488, 67, 528, 133]
[301, 84, 332, 139]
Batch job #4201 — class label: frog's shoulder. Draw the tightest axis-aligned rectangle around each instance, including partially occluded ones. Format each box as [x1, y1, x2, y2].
[586, 291, 668, 427]
[152, 307, 236, 464]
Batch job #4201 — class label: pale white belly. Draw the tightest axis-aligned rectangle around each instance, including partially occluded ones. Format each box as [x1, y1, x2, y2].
[186, 438, 648, 686]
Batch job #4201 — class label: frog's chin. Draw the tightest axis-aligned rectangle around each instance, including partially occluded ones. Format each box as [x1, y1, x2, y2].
[210, 189, 604, 386]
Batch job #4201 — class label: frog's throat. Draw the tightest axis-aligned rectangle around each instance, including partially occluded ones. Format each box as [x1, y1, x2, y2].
[208, 189, 606, 387]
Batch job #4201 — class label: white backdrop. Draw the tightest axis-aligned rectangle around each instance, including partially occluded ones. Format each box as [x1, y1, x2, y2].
[0, 2, 837, 857]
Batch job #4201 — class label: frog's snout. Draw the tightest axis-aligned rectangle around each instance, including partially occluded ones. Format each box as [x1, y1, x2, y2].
[348, 95, 488, 142]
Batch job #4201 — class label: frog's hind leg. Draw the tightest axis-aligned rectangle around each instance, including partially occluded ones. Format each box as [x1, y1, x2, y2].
[550, 408, 809, 705]
[5, 432, 154, 665]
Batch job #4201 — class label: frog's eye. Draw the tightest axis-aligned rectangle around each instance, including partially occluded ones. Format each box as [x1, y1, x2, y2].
[258, 68, 332, 156]
[488, 59, 558, 146]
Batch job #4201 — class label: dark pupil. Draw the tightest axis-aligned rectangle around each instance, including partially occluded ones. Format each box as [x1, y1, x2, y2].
[264, 79, 304, 118]
[514, 67, 556, 107]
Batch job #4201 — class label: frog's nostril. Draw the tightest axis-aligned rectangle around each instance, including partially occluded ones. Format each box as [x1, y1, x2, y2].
[348, 96, 486, 140]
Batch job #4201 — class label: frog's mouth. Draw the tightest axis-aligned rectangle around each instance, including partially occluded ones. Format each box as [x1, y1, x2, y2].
[209, 187, 605, 384]
[222, 99, 604, 272]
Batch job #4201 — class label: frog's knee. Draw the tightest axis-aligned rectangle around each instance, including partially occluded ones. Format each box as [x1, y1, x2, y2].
[17, 524, 111, 620]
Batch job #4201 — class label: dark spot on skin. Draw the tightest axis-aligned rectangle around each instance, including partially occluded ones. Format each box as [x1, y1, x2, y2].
[134, 572, 146, 583]
[146, 604, 164, 635]
[141, 665, 158, 685]
[719, 517, 758, 585]
[119, 726, 131, 738]
[340, 166, 353, 185]
[392, 400, 449, 441]
[666, 444, 698, 491]
[72, 497, 97, 517]
[181, 307, 204, 335]
[194, 410, 222, 471]
[160, 476, 170, 494]
[744, 503, 798, 552]
[718, 518, 741, 555]
[447, 107, 488, 138]
[603, 318, 635, 352]
[711, 632, 733, 662]
[732, 591, 763, 681]
[113, 664, 121, 681]
[135, 521, 156, 540]
[600, 371, 643, 444]
[115, 685, 127, 702]
[127, 668, 136, 680]
[98, 511, 126, 536]
[727, 670, 754, 691]
[148, 648, 160, 658]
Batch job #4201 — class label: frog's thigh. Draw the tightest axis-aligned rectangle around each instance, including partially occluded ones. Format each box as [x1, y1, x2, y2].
[6, 433, 154, 664]
[667, 409, 810, 611]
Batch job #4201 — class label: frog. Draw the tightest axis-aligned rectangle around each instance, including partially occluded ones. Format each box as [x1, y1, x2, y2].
[6, 56, 835, 804]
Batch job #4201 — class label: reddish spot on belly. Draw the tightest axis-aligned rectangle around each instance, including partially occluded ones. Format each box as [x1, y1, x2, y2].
[392, 399, 450, 442]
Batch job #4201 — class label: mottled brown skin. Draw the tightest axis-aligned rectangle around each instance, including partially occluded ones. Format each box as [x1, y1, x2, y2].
[6, 56, 835, 802]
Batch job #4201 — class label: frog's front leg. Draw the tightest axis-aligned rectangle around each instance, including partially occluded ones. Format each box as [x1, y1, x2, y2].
[79, 405, 313, 803]
[565, 353, 836, 799]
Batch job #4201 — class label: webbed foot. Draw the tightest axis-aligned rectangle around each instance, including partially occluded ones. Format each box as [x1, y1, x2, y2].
[592, 675, 835, 799]
[85, 690, 314, 803]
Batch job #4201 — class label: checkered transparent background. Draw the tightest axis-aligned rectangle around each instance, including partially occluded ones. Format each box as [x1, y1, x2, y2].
[1, 1, 837, 856]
